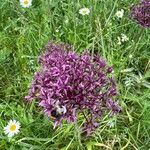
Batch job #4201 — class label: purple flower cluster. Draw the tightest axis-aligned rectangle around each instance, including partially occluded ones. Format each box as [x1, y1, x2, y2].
[131, 0, 150, 28]
[26, 42, 120, 135]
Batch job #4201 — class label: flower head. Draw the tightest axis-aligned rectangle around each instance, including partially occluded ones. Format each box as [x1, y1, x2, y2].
[131, 0, 150, 28]
[117, 34, 129, 45]
[116, 9, 124, 18]
[55, 29, 59, 33]
[20, 0, 32, 8]
[4, 120, 20, 137]
[129, 54, 133, 59]
[121, 34, 129, 42]
[26, 42, 120, 135]
[79, 8, 90, 16]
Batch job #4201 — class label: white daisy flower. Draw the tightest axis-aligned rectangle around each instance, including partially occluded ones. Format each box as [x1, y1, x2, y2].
[20, 0, 32, 8]
[121, 33, 129, 42]
[4, 120, 21, 137]
[79, 8, 90, 16]
[116, 9, 124, 18]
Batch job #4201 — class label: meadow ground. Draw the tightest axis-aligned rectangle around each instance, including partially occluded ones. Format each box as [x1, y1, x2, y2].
[0, 0, 150, 149]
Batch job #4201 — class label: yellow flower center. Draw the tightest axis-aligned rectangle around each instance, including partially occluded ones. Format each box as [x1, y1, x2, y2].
[83, 10, 87, 14]
[10, 124, 16, 131]
[24, 0, 29, 5]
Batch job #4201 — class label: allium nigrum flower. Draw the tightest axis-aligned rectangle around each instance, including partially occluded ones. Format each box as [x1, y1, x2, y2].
[131, 0, 150, 28]
[25, 42, 120, 135]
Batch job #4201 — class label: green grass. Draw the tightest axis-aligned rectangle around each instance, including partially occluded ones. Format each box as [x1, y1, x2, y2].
[0, 0, 150, 149]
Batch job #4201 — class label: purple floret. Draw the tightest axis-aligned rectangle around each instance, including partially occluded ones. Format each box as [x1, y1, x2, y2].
[25, 42, 120, 135]
[131, 0, 150, 28]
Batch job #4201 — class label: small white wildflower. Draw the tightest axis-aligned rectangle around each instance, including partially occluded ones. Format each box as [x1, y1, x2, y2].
[116, 9, 124, 18]
[64, 19, 69, 24]
[20, 0, 32, 8]
[117, 34, 129, 45]
[79, 8, 90, 16]
[55, 29, 59, 33]
[129, 54, 133, 59]
[4, 120, 21, 138]
[121, 34, 129, 42]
